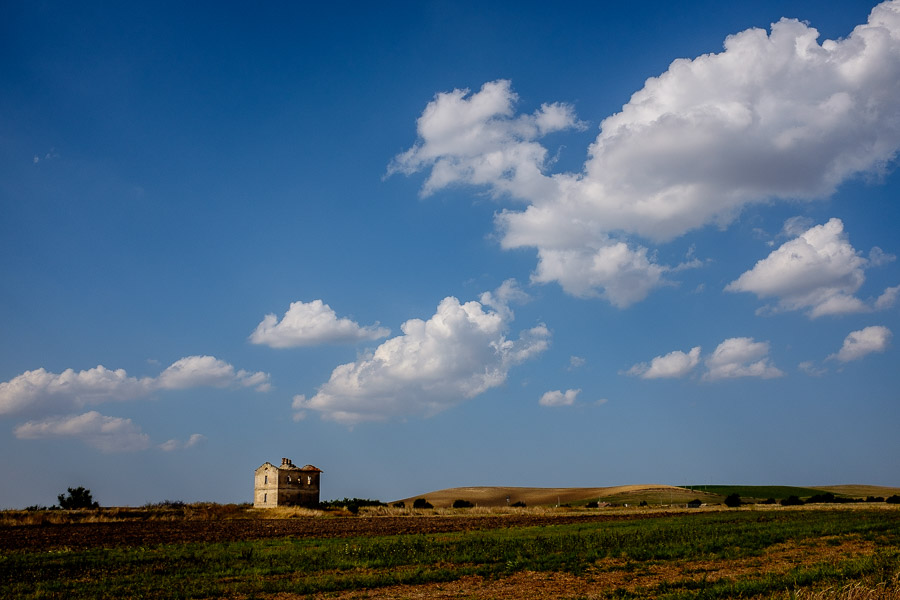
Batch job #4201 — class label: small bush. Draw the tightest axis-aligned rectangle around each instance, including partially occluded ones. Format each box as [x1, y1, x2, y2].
[511, 501, 526, 508]
[724, 493, 742, 508]
[806, 492, 836, 504]
[57, 487, 99, 510]
[452, 499, 474, 509]
[887, 495, 900, 504]
[761, 498, 777, 504]
[392, 501, 405, 508]
[781, 495, 804, 506]
[412, 498, 432, 509]
[143, 500, 186, 509]
[866, 496, 885, 503]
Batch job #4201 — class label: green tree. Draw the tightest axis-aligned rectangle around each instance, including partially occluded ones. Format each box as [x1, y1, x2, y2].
[57, 486, 99, 510]
[724, 493, 742, 507]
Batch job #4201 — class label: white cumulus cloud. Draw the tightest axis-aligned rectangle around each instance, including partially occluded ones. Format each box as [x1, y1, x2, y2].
[387, 79, 585, 199]
[249, 300, 390, 348]
[295, 286, 550, 424]
[626, 346, 702, 379]
[875, 284, 900, 309]
[530, 244, 667, 307]
[539, 388, 580, 407]
[14, 411, 152, 453]
[829, 325, 892, 362]
[704, 337, 784, 381]
[393, 2, 900, 306]
[726, 218, 896, 317]
[157, 355, 268, 390]
[0, 356, 269, 418]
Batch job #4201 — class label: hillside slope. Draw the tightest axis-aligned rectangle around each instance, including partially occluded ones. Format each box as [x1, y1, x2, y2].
[396, 484, 900, 508]
[396, 485, 715, 508]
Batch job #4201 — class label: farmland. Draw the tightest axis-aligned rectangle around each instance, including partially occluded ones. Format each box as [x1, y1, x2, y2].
[2, 501, 899, 599]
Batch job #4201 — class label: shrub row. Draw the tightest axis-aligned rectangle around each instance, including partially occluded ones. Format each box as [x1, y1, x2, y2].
[318, 498, 385, 514]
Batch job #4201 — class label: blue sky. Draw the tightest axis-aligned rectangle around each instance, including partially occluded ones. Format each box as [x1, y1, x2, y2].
[2, 1, 899, 508]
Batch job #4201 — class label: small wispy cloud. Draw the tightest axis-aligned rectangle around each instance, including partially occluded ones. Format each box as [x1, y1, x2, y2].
[15, 412, 151, 453]
[539, 388, 580, 407]
[160, 433, 207, 452]
[250, 300, 390, 348]
[828, 326, 892, 363]
[625, 347, 701, 379]
[32, 148, 59, 164]
[567, 356, 586, 371]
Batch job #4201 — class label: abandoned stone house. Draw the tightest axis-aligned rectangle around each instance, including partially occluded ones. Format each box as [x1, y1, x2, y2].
[253, 458, 322, 508]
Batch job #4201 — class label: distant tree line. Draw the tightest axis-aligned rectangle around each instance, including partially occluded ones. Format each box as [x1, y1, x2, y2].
[755, 493, 900, 506]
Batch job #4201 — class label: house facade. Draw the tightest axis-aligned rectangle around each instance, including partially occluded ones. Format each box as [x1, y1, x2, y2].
[253, 458, 321, 508]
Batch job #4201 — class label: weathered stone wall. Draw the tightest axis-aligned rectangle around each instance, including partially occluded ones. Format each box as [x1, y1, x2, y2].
[277, 469, 319, 507]
[253, 463, 279, 508]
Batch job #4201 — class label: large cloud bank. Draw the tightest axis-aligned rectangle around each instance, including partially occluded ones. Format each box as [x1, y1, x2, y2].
[0, 356, 270, 418]
[392, 1, 900, 306]
[1, 356, 268, 452]
[294, 285, 550, 424]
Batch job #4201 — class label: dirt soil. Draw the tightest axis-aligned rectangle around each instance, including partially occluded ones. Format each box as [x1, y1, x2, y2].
[0, 512, 680, 552]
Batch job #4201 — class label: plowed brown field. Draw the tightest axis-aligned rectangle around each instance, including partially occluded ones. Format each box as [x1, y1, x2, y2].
[0, 512, 672, 551]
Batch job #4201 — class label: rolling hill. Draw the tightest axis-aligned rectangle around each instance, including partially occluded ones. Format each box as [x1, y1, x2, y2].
[395, 484, 900, 508]
[395, 485, 715, 508]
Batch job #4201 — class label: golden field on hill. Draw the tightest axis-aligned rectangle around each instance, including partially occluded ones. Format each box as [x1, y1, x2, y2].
[397, 484, 900, 508]
[398, 484, 714, 507]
